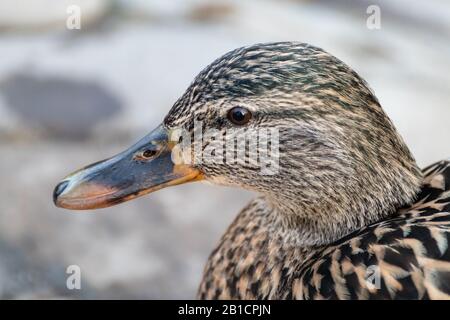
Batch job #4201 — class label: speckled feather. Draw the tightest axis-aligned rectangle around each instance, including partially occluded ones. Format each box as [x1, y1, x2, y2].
[198, 160, 450, 299]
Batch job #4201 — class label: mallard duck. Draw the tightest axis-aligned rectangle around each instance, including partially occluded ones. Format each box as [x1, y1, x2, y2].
[53, 42, 450, 300]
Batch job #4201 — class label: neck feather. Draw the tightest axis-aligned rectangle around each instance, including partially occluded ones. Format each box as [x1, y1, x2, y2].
[263, 159, 423, 247]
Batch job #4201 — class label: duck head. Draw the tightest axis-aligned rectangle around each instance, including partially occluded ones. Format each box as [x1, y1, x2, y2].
[54, 42, 423, 245]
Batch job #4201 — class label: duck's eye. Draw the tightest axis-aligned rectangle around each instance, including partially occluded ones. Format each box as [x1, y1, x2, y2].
[227, 106, 252, 125]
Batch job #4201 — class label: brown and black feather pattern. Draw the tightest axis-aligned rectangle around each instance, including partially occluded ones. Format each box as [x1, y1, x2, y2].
[199, 160, 450, 300]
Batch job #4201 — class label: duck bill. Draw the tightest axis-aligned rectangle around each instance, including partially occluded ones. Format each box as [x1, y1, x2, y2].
[53, 125, 202, 210]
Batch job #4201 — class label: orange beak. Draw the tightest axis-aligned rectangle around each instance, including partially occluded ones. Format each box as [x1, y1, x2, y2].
[53, 125, 202, 210]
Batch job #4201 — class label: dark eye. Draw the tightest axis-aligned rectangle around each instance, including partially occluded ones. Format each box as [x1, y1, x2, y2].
[227, 106, 252, 125]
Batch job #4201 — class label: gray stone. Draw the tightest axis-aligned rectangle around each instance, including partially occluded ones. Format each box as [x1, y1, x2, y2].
[0, 73, 122, 140]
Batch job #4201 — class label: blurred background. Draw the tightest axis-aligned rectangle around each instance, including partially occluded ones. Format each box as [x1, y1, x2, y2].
[0, 0, 449, 299]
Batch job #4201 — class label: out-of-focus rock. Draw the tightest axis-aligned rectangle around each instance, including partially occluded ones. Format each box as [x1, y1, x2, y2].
[187, 2, 235, 22]
[0, 73, 122, 141]
[116, 0, 235, 22]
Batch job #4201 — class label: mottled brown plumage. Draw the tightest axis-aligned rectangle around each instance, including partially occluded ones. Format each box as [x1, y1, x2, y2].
[198, 160, 450, 299]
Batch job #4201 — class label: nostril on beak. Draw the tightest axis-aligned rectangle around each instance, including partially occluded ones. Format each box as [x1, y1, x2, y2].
[53, 180, 69, 204]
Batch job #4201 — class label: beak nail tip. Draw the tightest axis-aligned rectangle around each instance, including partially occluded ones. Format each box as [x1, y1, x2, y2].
[53, 180, 69, 205]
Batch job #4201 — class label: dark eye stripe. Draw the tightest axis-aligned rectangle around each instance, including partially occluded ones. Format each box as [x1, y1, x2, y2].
[227, 106, 252, 125]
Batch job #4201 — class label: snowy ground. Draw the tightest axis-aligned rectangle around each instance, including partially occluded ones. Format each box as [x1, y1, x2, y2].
[0, 0, 449, 298]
